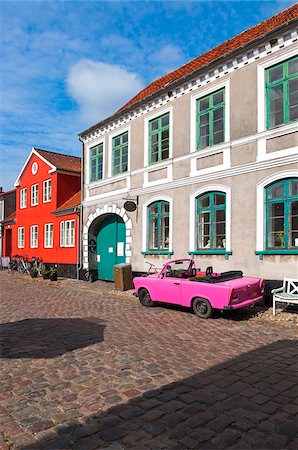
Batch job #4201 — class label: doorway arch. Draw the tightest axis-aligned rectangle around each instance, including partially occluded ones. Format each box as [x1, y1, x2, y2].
[83, 204, 132, 280]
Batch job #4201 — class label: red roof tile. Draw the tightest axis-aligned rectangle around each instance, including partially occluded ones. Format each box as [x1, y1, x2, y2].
[35, 148, 81, 173]
[119, 4, 298, 112]
[55, 191, 81, 212]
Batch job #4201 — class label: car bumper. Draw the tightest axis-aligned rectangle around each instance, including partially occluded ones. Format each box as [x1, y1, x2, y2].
[224, 295, 263, 310]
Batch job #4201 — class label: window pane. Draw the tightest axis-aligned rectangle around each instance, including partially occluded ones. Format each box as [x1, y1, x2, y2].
[290, 200, 298, 247]
[114, 137, 120, 146]
[288, 59, 298, 76]
[161, 203, 169, 214]
[215, 209, 225, 222]
[214, 118, 224, 132]
[200, 98, 209, 111]
[162, 130, 169, 140]
[213, 130, 224, 145]
[151, 119, 158, 131]
[152, 133, 158, 143]
[200, 135, 209, 148]
[198, 195, 210, 208]
[269, 85, 284, 127]
[214, 194, 225, 205]
[198, 211, 210, 248]
[269, 65, 283, 83]
[161, 114, 169, 127]
[213, 91, 224, 105]
[268, 202, 284, 218]
[122, 132, 128, 143]
[200, 124, 209, 136]
[267, 182, 284, 200]
[150, 203, 158, 215]
[290, 105, 298, 121]
[213, 108, 223, 120]
[290, 180, 298, 196]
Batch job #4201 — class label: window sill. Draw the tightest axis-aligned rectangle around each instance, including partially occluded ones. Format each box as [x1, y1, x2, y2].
[141, 251, 173, 256]
[188, 250, 232, 259]
[256, 250, 298, 260]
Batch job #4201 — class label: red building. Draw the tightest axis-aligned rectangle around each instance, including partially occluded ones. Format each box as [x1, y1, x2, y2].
[2, 148, 81, 278]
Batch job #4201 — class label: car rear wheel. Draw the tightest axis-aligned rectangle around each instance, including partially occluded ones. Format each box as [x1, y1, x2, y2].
[193, 297, 212, 319]
[139, 288, 154, 307]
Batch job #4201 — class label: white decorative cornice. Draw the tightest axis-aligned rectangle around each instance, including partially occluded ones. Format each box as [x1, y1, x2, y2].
[81, 27, 297, 144]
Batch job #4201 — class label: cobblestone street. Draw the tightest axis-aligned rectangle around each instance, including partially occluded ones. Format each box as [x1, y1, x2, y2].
[0, 271, 297, 449]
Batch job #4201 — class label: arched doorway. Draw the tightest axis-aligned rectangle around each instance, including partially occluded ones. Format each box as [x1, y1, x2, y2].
[96, 214, 126, 281]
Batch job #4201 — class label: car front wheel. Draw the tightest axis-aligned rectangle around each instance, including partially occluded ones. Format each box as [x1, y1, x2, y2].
[193, 297, 212, 319]
[139, 288, 154, 307]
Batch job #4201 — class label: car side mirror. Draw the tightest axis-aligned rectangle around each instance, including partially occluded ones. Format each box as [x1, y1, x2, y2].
[160, 272, 165, 279]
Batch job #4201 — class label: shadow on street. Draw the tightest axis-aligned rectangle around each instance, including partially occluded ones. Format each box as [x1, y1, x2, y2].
[0, 317, 105, 358]
[21, 339, 297, 449]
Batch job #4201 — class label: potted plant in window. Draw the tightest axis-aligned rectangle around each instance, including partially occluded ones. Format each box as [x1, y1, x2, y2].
[30, 266, 38, 278]
[41, 265, 51, 280]
[49, 267, 58, 282]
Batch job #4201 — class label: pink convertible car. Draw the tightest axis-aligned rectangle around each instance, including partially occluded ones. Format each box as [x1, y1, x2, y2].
[133, 258, 264, 319]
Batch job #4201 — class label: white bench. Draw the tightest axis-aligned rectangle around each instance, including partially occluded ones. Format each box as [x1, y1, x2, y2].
[271, 278, 298, 316]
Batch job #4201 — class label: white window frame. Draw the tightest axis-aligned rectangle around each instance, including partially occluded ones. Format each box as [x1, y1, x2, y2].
[60, 220, 75, 247]
[144, 106, 173, 168]
[256, 170, 298, 252]
[18, 227, 25, 248]
[108, 126, 131, 178]
[142, 195, 173, 253]
[44, 223, 53, 248]
[257, 47, 298, 134]
[43, 179, 52, 203]
[20, 188, 27, 209]
[189, 185, 231, 253]
[190, 79, 230, 154]
[86, 138, 105, 186]
[30, 225, 38, 248]
[31, 184, 38, 206]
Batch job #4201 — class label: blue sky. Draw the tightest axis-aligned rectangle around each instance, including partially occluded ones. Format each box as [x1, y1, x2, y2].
[0, 0, 295, 190]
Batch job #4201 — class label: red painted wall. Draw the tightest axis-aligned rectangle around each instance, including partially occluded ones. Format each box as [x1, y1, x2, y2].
[4, 153, 80, 264]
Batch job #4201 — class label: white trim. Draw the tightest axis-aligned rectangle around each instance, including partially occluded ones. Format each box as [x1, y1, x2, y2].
[256, 170, 298, 252]
[18, 227, 25, 249]
[43, 179, 52, 203]
[31, 184, 39, 206]
[143, 161, 173, 188]
[190, 79, 230, 153]
[257, 47, 298, 134]
[143, 106, 173, 168]
[83, 150, 298, 207]
[141, 195, 173, 253]
[14, 148, 56, 187]
[108, 126, 131, 178]
[86, 138, 105, 185]
[189, 185, 231, 253]
[44, 223, 53, 248]
[20, 188, 27, 209]
[30, 225, 38, 248]
[82, 204, 132, 268]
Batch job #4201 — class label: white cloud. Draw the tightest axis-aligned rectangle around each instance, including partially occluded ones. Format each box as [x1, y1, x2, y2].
[67, 59, 144, 124]
[152, 44, 184, 67]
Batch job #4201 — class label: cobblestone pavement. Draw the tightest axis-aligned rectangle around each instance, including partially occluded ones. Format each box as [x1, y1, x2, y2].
[0, 272, 297, 450]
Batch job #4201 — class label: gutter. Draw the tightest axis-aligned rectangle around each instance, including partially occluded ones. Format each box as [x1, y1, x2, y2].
[78, 17, 297, 138]
[77, 136, 85, 280]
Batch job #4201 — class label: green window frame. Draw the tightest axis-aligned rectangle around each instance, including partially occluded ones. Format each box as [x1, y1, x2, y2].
[90, 143, 103, 182]
[196, 192, 226, 250]
[196, 89, 225, 150]
[265, 56, 298, 129]
[265, 178, 298, 250]
[149, 112, 170, 165]
[112, 131, 128, 176]
[147, 201, 170, 252]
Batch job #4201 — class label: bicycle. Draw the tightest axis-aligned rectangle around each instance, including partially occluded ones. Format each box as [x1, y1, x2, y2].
[143, 261, 159, 276]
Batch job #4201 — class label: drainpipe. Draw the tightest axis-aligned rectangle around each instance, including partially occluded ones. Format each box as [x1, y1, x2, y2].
[77, 136, 85, 281]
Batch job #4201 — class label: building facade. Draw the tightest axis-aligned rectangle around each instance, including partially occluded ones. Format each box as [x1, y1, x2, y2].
[2, 148, 81, 277]
[79, 5, 298, 288]
[0, 188, 16, 258]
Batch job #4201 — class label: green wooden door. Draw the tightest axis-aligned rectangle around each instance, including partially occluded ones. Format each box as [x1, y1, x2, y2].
[97, 215, 126, 281]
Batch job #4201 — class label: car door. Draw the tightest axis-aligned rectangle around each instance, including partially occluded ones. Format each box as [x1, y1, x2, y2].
[154, 276, 182, 304]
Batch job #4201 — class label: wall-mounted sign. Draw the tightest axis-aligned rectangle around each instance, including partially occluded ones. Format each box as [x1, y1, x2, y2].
[32, 162, 38, 175]
[88, 239, 96, 253]
[117, 242, 124, 256]
[124, 200, 137, 212]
